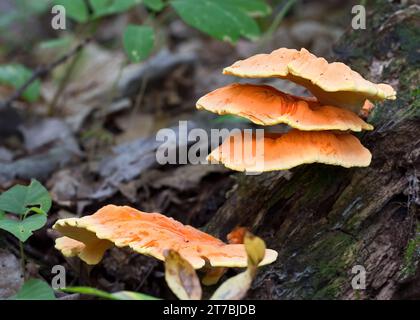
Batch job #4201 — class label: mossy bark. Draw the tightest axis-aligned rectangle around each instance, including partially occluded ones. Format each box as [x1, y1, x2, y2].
[205, 0, 420, 300]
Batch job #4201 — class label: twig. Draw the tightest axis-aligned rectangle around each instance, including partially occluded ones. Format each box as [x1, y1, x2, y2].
[268, 0, 297, 35]
[19, 240, 26, 277]
[130, 75, 149, 125]
[47, 48, 84, 116]
[259, 0, 297, 49]
[0, 38, 91, 111]
[100, 59, 128, 118]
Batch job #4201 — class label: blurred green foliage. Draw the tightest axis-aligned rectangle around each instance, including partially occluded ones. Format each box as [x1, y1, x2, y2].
[51, 0, 272, 62]
[0, 64, 40, 102]
[0, 179, 51, 242]
[12, 279, 56, 300]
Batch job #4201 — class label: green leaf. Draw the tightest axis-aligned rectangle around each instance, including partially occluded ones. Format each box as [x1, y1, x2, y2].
[123, 25, 155, 62]
[0, 213, 47, 242]
[144, 0, 165, 11]
[63, 286, 159, 300]
[0, 179, 51, 215]
[19, 0, 51, 14]
[12, 279, 56, 300]
[0, 64, 40, 102]
[89, 0, 142, 18]
[39, 37, 72, 50]
[0, 0, 51, 29]
[63, 287, 116, 299]
[53, 0, 89, 23]
[171, 0, 262, 42]
[112, 291, 159, 300]
[164, 250, 202, 300]
[223, 0, 271, 17]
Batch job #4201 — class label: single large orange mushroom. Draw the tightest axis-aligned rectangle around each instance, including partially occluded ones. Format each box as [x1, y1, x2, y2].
[223, 48, 396, 113]
[54, 205, 278, 269]
[197, 83, 373, 131]
[207, 130, 372, 172]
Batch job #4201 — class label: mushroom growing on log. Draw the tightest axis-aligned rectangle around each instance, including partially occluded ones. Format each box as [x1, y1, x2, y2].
[202, 1, 419, 300]
[198, 48, 394, 172]
[54, 205, 277, 269]
[197, 83, 373, 131]
[223, 47, 396, 113]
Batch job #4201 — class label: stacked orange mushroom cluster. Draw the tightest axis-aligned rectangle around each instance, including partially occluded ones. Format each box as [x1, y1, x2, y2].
[197, 48, 396, 172]
[53, 205, 277, 269]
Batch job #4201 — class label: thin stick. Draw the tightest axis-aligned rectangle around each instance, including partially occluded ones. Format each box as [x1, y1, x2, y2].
[130, 75, 149, 124]
[259, 0, 297, 48]
[47, 48, 83, 116]
[267, 0, 297, 35]
[0, 38, 91, 111]
[19, 240, 26, 278]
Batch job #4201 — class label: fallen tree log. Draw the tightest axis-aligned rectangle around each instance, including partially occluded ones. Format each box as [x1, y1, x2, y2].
[205, 0, 420, 299]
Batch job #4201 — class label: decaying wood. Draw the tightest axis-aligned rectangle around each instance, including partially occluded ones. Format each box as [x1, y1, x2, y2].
[205, 0, 420, 299]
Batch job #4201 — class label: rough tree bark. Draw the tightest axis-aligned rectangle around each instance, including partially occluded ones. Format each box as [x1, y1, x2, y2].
[205, 0, 420, 299]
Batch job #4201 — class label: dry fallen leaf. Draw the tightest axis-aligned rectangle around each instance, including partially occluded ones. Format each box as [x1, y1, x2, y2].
[210, 232, 267, 300]
[244, 232, 266, 270]
[164, 249, 202, 300]
[209, 266, 253, 300]
[201, 267, 226, 286]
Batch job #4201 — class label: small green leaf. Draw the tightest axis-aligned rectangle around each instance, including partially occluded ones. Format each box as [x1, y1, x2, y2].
[112, 291, 159, 300]
[53, 0, 89, 23]
[0, 64, 40, 102]
[0, 179, 51, 215]
[20, 0, 51, 14]
[144, 0, 165, 11]
[123, 25, 155, 62]
[171, 0, 262, 42]
[164, 250, 202, 300]
[0, 0, 50, 29]
[0, 214, 47, 242]
[12, 279, 56, 300]
[39, 37, 72, 50]
[89, 0, 142, 18]
[63, 286, 159, 300]
[63, 287, 116, 299]
[225, 0, 271, 17]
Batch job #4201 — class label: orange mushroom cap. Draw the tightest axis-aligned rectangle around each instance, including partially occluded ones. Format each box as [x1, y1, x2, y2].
[53, 205, 278, 269]
[223, 48, 396, 113]
[227, 227, 248, 244]
[207, 129, 372, 172]
[197, 83, 373, 131]
[55, 236, 86, 257]
[360, 99, 375, 119]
